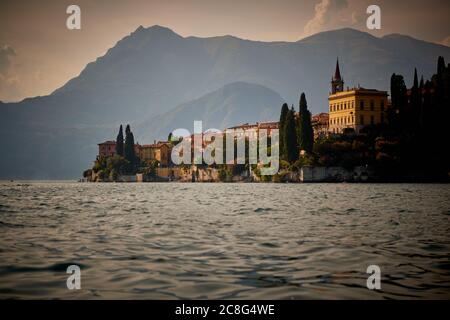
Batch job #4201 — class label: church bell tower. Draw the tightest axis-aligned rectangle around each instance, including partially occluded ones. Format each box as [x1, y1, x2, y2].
[331, 58, 344, 94]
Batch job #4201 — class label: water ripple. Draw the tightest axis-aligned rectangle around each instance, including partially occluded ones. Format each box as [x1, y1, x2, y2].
[0, 182, 449, 299]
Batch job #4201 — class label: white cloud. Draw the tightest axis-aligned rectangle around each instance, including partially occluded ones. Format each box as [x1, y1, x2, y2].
[441, 36, 450, 47]
[0, 73, 23, 102]
[0, 45, 16, 75]
[303, 0, 364, 37]
[351, 10, 363, 26]
[0, 45, 23, 101]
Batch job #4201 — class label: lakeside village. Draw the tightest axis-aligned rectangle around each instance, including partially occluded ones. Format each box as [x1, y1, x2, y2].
[84, 57, 450, 183]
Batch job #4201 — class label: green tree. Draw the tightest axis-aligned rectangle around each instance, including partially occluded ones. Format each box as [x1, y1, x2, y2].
[107, 154, 129, 176]
[409, 68, 422, 131]
[297, 93, 314, 153]
[124, 124, 136, 172]
[116, 125, 124, 156]
[437, 56, 445, 75]
[278, 103, 289, 160]
[389, 73, 407, 130]
[284, 107, 298, 162]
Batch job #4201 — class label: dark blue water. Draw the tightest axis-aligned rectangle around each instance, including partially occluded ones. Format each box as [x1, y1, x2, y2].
[0, 182, 449, 299]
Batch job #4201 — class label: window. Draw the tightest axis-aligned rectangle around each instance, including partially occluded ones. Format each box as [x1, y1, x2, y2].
[380, 100, 385, 111]
[344, 102, 347, 109]
[360, 100, 365, 110]
[370, 115, 374, 125]
[370, 100, 374, 111]
[360, 115, 364, 125]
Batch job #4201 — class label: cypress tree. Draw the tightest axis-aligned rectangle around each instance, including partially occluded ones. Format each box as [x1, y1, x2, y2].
[297, 93, 314, 153]
[413, 68, 419, 88]
[279, 103, 289, 160]
[116, 125, 124, 156]
[389, 73, 407, 130]
[410, 68, 421, 131]
[418, 75, 425, 131]
[284, 107, 298, 162]
[437, 56, 445, 76]
[435, 57, 446, 108]
[124, 124, 135, 164]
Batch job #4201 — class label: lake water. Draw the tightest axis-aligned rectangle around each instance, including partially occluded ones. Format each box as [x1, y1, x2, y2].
[0, 182, 449, 299]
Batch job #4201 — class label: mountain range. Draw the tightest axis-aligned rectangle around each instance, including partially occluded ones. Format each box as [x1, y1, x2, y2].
[1, 25, 449, 179]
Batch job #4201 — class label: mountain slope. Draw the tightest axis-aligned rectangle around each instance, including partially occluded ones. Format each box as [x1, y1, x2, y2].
[136, 82, 285, 140]
[1, 26, 449, 178]
[5, 26, 449, 127]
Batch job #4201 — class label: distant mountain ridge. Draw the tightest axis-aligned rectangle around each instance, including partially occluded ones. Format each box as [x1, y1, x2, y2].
[1, 26, 449, 178]
[135, 81, 285, 140]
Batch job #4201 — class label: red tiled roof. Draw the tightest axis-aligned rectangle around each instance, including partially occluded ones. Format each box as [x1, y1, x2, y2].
[140, 143, 170, 149]
[98, 141, 116, 145]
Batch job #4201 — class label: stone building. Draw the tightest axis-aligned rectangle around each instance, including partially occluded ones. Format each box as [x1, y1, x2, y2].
[328, 59, 389, 134]
[311, 113, 329, 140]
[139, 141, 172, 166]
[98, 141, 116, 157]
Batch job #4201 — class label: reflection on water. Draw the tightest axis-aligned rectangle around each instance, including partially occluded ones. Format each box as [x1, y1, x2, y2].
[0, 182, 449, 299]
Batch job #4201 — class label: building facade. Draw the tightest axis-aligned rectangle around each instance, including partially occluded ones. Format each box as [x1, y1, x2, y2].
[227, 121, 279, 140]
[328, 60, 389, 134]
[98, 141, 116, 157]
[139, 141, 172, 166]
[311, 113, 329, 140]
[98, 141, 141, 158]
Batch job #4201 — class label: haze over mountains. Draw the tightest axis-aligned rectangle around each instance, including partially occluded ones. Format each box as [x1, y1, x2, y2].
[1, 25, 449, 179]
[135, 81, 285, 140]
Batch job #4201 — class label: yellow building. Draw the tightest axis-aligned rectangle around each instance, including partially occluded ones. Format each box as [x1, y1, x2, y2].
[328, 60, 388, 134]
[139, 141, 171, 167]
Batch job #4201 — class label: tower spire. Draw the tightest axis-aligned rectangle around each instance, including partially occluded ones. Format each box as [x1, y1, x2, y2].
[331, 58, 344, 94]
[334, 58, 342, 80]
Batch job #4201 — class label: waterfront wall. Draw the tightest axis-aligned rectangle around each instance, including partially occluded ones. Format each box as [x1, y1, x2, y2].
[88, 166, 372, 183]
[299, 166, 370, 182]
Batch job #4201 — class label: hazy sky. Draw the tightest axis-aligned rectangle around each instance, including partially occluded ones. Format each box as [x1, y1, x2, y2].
[1, 0, 449, 102]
